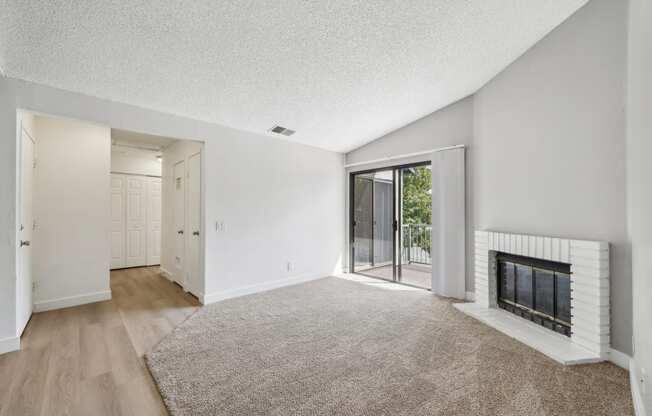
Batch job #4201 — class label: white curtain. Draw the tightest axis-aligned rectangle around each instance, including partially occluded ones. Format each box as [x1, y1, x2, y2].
[431, 147, 466, 299]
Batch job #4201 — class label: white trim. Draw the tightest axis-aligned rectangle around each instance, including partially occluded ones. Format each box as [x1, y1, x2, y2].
[110, 170, 162, 179]
[608, 348, 631, 370]
[159, 266, 175, 282]
[192, 292, 206, 305]
[465, 291, 475, 302]
[33, 290, 111, 312]
[631, 359, 648, 416]
[344, 144, 465, 168]
[203, 273, 325, 304]
[0, 336, 20, 355]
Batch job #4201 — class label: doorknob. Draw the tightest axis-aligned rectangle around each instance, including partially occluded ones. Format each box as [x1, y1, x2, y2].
[193, 231, 200, 236]
[20, 240, 30, 247]
[177, 230, 184, 235]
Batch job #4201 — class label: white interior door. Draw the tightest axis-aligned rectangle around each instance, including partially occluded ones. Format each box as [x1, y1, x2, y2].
[173, 161, 185, 284]
[17, 123, 35, 335]
[110, 174, 126, 269]
[125, 176, 147, 267]
[187, 152, 202, 296]
[147, 177, 162, 266]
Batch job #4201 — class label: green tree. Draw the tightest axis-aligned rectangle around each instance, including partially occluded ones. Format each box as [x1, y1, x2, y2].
[402, 166, 431, 225]
[402, 166, 432, 255]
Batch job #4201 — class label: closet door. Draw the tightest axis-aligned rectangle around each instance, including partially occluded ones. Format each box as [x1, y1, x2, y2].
[125, 176, 147, 267]
[110, 174, 126, 269]
[147, 177, 162, 266]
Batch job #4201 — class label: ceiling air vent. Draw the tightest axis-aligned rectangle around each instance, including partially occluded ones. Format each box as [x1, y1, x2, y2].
[269, 125, 296, 136]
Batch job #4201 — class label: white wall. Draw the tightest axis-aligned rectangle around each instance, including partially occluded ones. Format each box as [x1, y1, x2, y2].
[32, 115, 111, 311]
[204, 133, 344, 301]
[473, 0, 630, 354]
[0, 76, 345, 344]
[627, 0, 652, 411]
[111, 146, 162, 176]
[160, 139, 202, 287]
[344, 96, 474, 282]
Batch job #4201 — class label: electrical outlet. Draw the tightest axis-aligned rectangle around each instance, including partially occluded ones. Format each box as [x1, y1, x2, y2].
[215, 221, 225, 232]
[286, 261, 294, 272]
[641, 367, 647, 395]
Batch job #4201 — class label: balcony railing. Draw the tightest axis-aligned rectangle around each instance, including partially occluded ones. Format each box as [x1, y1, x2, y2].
[402, 224, 431, 265]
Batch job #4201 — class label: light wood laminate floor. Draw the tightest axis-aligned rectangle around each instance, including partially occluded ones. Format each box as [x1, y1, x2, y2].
[0, 267, 200, 416]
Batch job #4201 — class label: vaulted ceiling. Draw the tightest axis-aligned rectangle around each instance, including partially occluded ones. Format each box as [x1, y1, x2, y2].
[0, 1, 587, 152]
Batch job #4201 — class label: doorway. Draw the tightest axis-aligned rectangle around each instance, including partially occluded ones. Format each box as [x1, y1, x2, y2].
[350, 162, 432, 289]
[110, 129, 204, 299]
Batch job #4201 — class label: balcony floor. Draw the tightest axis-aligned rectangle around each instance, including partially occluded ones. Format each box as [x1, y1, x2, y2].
[355, 264, 431, 289]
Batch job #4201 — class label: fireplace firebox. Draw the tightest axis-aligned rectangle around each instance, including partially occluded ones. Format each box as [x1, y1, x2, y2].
[495, 252, 571, 337]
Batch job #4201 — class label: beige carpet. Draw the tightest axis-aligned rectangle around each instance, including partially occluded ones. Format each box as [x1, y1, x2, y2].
[146, 277, 633, 416]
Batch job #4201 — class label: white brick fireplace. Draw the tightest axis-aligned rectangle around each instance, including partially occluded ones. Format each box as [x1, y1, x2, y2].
[454, 230, 610, 365]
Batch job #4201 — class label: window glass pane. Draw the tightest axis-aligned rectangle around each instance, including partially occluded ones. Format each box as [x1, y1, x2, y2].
[499, 261, 515, 302]
[516, 264, 533, 309]
[556, 273, 571, 324]
[534, 269, 554, 317]
[353, 176, 373, 269]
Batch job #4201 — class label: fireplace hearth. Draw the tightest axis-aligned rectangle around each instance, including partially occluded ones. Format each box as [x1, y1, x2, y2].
[495, 252, 571, 336]
[454, 230, 610, 365]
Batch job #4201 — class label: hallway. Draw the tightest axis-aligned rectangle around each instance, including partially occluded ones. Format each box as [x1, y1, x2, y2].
[0, 267, 200, 416]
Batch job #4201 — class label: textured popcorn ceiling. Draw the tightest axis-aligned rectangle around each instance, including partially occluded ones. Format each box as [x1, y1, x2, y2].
[1, 1, 587, 152]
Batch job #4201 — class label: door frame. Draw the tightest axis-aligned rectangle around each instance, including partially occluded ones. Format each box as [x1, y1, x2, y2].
[185, 151, 202, 298]
[349, 167, 396, 280]
[172, 160, 186, 286]
[348, 160, 431, 285]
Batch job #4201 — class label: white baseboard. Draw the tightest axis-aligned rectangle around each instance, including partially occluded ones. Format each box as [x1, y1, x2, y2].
[159, 267, 175, 282]
[34, 290, 112, 313]
[0, 336, 20, 355]
[203, 273, 325, 305]
[631, 359, 648, 416]
[465, 291, 475, 302]
[608, 348, 631, 370]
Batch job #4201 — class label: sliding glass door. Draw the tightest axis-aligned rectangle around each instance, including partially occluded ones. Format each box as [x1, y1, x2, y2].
[350, 163, 432, 289]
[351, 169, 396, 280]
[397, 164, 432, 289]
[352, 174, 374, 270]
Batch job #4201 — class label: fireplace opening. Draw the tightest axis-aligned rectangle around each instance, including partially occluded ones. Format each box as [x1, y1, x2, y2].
[495, 252, 571, 337]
